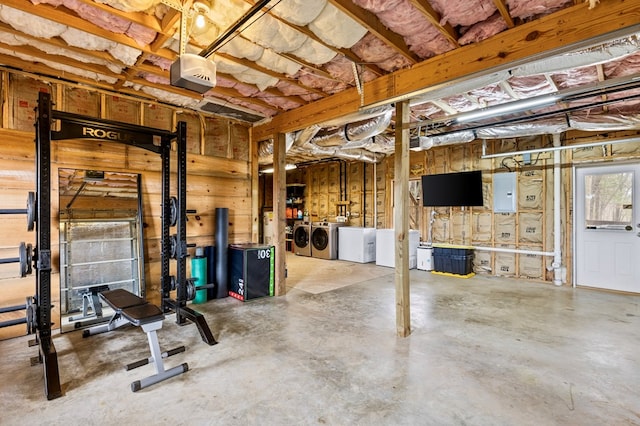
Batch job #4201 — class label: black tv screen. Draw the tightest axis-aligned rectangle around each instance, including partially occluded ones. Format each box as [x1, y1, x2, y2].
[421, 171, 483, 207]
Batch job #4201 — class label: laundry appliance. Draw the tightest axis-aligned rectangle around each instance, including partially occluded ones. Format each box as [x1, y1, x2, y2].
[292, 221, 311, 256]
[311, 222, 344, 260]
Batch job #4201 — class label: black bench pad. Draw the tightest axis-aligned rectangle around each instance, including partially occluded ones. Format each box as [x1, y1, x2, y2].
[122, 304, 164, 326]
[99, 288, 164, 326]
[100, 289, 146, 310]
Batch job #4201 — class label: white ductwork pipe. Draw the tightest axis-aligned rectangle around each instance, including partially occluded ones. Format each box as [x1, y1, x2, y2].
[552, 133, 564, 286]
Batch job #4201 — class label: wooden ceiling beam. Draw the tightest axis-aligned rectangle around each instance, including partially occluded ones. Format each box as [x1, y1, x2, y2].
[492, 0, 515, 28]
[253, 0, 640, 139]
[408, 0, 460, 47]
[329, 0, 419, 64]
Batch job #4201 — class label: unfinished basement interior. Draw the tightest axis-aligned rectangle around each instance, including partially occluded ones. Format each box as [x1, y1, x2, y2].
[0, 0, 639, 424]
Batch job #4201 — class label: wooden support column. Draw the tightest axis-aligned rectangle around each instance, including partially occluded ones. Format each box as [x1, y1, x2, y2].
[250, 131, 259, 243]
[394, 100, 411, 338]
[273, 133, 287, 295]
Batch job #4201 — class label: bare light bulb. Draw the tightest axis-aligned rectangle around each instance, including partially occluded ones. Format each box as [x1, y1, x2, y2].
[195, 13, 206, 29]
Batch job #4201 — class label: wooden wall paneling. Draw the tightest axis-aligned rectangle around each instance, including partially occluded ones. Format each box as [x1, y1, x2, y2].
[1, 71, 7, 128]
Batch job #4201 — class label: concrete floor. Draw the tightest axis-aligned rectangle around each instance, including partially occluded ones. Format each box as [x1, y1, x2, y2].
[1, 254, 639, 425]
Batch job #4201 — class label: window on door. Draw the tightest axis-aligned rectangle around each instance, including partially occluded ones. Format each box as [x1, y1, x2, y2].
[584, 171, 633, 230]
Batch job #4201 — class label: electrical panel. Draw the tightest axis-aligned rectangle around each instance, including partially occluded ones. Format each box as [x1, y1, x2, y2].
[493, 172, 517, 213]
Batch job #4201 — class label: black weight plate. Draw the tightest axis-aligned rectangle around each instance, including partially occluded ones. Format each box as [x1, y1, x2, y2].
[26, 192, 36, 232]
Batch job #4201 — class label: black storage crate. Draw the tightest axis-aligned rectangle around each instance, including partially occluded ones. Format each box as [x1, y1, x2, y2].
[433, 245, 474, 275]
[451, 254, 474, 275]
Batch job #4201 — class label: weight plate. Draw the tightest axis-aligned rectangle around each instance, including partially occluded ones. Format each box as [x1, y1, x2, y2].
[26, 192, 36, 232]
[170, 234, 177, 259]
[169, 196, 177, 227]
[185, 279, 196, 301]
[25, 296, 36, 334]
[19, 242, 33, 277]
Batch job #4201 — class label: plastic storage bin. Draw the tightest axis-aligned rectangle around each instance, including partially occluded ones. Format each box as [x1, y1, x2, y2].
[432, 245, 474, 275]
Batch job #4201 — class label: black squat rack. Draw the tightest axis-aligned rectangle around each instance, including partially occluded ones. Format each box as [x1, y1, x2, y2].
[27, 92, 216, 400]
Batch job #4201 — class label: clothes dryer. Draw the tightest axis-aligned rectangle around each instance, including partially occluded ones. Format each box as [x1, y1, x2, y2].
[311, 222, 343, 260]
[292, 221, 311, 256]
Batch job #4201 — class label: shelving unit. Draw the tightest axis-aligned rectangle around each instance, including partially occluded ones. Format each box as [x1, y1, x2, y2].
[286, 183, 305, 251]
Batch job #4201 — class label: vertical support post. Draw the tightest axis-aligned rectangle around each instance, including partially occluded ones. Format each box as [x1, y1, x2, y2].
[35, 91, 62, 400]
[394, 100, 411, 338]
[273, 133, 287, 296]
[250, 131, 259, 243]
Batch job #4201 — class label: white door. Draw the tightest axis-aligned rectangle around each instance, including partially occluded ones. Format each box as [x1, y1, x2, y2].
[575, 162, 640, 292]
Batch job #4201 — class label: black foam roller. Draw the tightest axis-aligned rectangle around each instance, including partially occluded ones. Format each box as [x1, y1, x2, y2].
[204, 245, 215, 300]
[215, 208, 229, 299]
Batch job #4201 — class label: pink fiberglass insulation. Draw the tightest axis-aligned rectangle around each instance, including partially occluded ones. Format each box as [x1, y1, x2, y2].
[296, 69, 350, 95]
[275, 80, 323, 102]
[140, 73, 168, 85]
[507, 75, 555, 97]
[507, 0, 573, 20]
[459, 13, 508, 45]
[209, 93, 273, 117]
[63, 0, 131, 33]
[605, 51, 640, 78]
[58, 0, 156, 46]
[468, 83, 513, 106]
[145, 55, 172, 71]
[255, 93, 304, 111]
[229, 80, 261, 97]
[550, 66, 599, 90]
[441, 94, 477, 112]
[354, 0, 454, 58]
[411, 102, 445, 119]
[351, 0, 406, 14]
[351, 34, 413, 72]
[429, 0, 497, 27]
[324, 56, 362, 88]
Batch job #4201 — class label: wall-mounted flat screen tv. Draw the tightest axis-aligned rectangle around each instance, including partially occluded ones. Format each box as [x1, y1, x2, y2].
[421, 170, 483, 207]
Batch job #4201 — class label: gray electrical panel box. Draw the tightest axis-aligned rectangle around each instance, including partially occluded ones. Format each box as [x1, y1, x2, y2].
[493, 172, 517, 213]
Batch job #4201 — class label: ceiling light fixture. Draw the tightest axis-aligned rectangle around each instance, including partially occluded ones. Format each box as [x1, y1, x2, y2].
[192, 1, 210, 30]
[260, 164, 297, 174]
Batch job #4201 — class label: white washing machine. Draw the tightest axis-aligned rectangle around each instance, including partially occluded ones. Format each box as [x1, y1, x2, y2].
[311, 222, 343, 260]
[292, 221, 311, 256]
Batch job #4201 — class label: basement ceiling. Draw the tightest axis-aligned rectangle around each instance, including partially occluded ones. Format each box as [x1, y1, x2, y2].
[1, 0, 640, 164]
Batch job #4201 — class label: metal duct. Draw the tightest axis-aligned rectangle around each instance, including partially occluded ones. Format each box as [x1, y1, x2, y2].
[258, 106, 393, 164]
[258, 133, 296, 164]
[312, 110, 393, 147]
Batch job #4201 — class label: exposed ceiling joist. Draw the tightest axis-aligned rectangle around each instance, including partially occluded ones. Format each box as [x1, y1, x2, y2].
[408, 0, 460, 47]
[329, 0, 419, 64]
[253, 0, 640, 139]
[492, 0, 515, 28]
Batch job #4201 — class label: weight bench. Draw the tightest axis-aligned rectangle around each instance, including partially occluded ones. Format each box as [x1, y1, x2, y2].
[83, 288, 188, 392]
